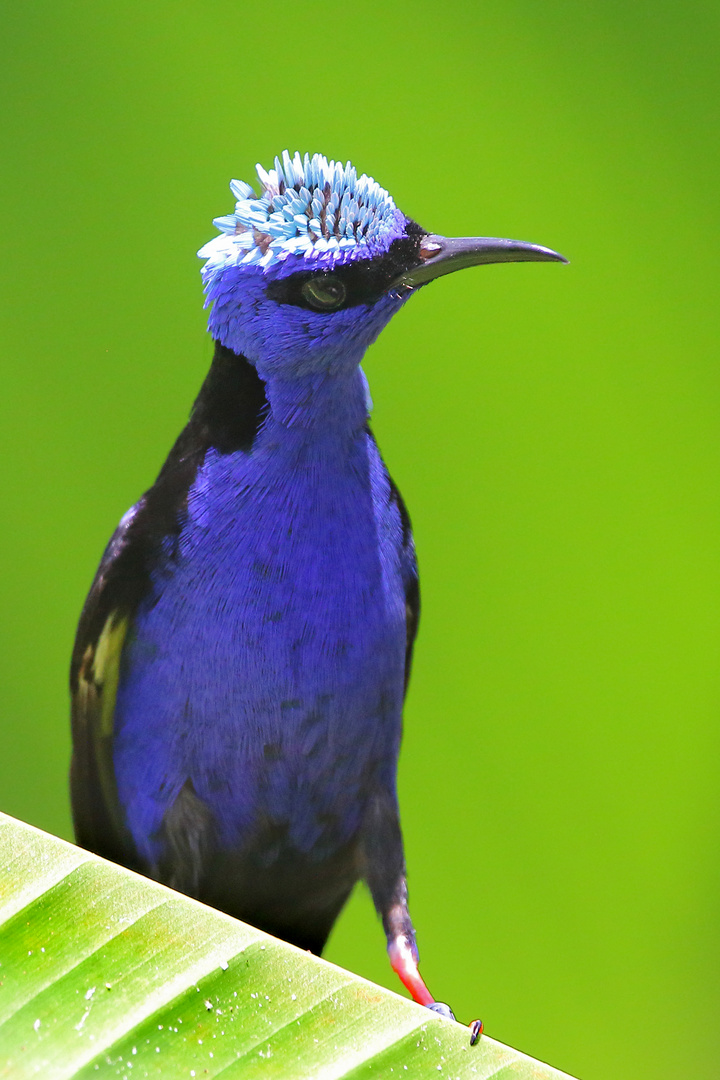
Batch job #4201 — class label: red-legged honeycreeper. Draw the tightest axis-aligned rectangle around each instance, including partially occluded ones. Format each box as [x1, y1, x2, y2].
[70, 151, 566, 1039]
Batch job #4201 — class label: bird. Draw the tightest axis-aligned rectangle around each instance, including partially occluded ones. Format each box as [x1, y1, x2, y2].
[70, 150, 565, 1040]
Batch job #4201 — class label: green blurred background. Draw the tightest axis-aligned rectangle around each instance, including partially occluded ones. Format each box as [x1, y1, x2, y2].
[1, 2, 718, 1077]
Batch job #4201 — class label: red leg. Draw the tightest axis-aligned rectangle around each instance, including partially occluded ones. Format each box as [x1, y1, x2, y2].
[387, 928, 483, 1040]
[362, 792, 482, 1043]
[388, 932, 435, 1007]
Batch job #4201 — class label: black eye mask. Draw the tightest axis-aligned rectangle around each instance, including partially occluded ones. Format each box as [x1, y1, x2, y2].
[264, 228, 426, 312]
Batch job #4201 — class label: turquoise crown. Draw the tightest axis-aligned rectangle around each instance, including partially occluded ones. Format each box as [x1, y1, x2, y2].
[198, 151, 400, 274]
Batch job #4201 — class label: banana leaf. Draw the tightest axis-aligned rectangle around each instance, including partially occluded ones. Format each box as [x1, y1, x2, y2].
[0, 812, 577, 1079]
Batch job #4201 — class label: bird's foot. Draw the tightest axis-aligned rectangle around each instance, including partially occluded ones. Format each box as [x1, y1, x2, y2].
[425, 1002, 483, 1045]
[388, 936, 482, 1045]
[426, 1001, 455, 1020]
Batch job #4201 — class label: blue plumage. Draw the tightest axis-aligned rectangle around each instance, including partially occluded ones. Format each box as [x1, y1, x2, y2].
[70, 151, 565, 1034]
[114, 375, 407, 864]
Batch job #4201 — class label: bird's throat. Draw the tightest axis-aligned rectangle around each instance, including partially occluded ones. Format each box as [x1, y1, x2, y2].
[262, 367, 369, 438]
[199, 342, 370, 453]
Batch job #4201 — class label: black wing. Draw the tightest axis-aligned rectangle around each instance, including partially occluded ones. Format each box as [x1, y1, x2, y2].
[365, 426, 420, 694]
[389, 474, 420, 695]
[70, 500, 148, 869]
[70, 342, 268, 865]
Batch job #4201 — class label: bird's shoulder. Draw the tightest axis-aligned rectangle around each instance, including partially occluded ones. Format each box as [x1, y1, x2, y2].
[71, 343, 268, 688]
[70, 434, 200, 690]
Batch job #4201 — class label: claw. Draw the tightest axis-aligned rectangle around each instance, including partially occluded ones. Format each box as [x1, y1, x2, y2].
[427, 1002, 483, 1046]
[469, 1018, 484, 1045]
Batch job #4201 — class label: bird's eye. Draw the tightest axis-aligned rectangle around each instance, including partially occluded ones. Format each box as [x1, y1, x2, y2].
[301, 275, 347, 312]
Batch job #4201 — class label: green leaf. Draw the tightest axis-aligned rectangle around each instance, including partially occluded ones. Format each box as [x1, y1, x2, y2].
[0, 813, 576, 1079]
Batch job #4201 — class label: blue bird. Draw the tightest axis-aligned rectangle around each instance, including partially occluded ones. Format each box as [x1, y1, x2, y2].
[70, 151, 565, 1037]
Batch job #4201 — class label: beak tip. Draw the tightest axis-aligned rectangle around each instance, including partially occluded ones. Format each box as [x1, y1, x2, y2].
[548, 249, 569, 265]
[519, 243, 568, 265]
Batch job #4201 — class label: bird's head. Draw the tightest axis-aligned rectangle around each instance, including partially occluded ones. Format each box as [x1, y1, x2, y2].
[198, 151, 566, 382]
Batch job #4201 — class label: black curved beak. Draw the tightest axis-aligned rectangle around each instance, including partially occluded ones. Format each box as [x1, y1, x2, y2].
[391, 234, 568, 289]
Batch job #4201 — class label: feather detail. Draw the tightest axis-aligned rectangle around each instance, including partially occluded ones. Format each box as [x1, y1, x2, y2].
[91, 614, 128, 738]
[198, 152, 401, 279]
[71, 610, 134, 868]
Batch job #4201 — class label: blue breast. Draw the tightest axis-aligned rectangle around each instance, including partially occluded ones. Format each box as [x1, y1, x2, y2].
[112, 419, 408, 867]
